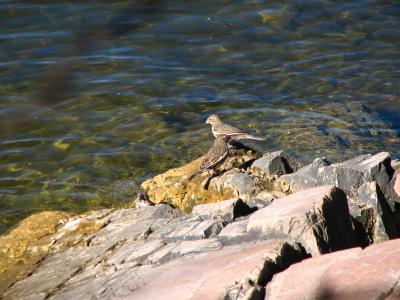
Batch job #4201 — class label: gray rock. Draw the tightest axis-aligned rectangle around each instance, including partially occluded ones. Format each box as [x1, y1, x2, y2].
[277, 157, 330, 193]
[3, 245, 108, 300]
[247, 190, 279, 210]
[210, 171, 258, 200]
[105, 239, 165, 266]
[163, 219, 225, 242]
[250, 150, 302, 177]
[277, 152, 396, 208]
[146, 243, 178, 265]
[113, 240, 307, 300]
[357, 182, 398, 241]
[347, 198, 375, 247]
[217, 220, 261, 246]
[171, 238, 223, 257]
[192, 198, 255, 221]
[247, 185, 357, 256]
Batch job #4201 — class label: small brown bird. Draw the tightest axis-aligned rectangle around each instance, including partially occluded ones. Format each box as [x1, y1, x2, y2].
[188, 135, 230, 181]
[205, 114, 265, 141]
[135, 192, 154, 208]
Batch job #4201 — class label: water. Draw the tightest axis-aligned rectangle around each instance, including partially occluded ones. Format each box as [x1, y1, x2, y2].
[0, 0, 399, 233]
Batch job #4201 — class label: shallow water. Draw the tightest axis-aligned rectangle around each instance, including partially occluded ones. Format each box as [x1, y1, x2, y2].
[0, 0, 399, 233]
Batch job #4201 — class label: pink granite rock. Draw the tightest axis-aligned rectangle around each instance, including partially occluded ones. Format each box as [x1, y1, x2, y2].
[394, 173, 400, 197]
[121, 240, 306, 300]
[266, 238, 400, 300]
[247, 185, 357, 256]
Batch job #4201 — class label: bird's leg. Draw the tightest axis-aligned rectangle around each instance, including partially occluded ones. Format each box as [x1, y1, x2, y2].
[202, 170, 213, 190]
[204, 170, 221, 190]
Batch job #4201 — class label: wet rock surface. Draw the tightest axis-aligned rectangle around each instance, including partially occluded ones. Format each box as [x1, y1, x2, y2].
[2, 149, 400, 299]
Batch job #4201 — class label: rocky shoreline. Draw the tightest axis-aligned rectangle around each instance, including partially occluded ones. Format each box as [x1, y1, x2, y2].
[1, 144, 400, 299]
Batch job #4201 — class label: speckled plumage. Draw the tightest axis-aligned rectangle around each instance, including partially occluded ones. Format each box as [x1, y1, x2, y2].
[188, 135, 230, 180]
[205, 114, 265, 141]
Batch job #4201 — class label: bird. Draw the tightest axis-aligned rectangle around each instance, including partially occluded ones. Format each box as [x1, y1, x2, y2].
[135, 192, 155, 208]
[188, 135, 230, 181]
[205, 114, 265, 141]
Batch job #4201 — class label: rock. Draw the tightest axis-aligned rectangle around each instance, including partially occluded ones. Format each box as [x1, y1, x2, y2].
[247, 196, 274, 210]
[141, 142, 260, 211]
[146, 243, 179, 265]
[277, 152, 397, 209]
[107, 240, 306, 300]
[347, 198, 375, 247]
[266, 239, 400, 299]
[1, 200, 309, 300]
[276, 157, 330, 193]
[5, 150, 400, 299]
[250, 150, 302, 177]
[88, 205, 181, 247]
[209, 171, 259, 200]
[392, 159, 400, 170]
[3, 245, 109, 300]
[247, 190, 285, 210]
[170, 238, 223, 257]
[0, 211, 71, 295]
[217, 220, 252, 245]
[357, 182, 398, 242]
[192, 198, 255, 221]
[393, 172, 400, 196]
[247, 185, 357, 256]
[106, 239, 165, 266]
[1, 205, 184, 299]
[163, 219, 225, 242]
[145, 215, 201, 242]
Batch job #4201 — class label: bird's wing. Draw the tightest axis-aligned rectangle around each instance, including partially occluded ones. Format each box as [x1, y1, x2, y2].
[199, 151, 227, 172]
[199, 141, 229, 172]
[216, 122, 247, 136]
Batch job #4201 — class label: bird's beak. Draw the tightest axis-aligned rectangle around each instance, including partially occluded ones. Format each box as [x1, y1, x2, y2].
[205, 119, 210, 124]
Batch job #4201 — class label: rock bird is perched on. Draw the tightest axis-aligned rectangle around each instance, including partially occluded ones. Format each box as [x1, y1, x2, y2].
[205, 114, 265, 141]
[188, 135, 230, 181]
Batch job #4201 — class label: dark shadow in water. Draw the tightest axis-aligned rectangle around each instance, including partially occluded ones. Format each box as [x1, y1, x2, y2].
[4, 0, 166, 136]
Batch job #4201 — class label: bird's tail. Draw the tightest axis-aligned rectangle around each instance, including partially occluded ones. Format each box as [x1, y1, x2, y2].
[244, 134, 266, 141]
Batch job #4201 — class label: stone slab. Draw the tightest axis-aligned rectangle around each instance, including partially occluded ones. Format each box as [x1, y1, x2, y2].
[248, 185, 357, 256]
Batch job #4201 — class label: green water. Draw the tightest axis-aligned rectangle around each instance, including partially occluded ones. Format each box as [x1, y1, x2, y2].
[0, 0, 399, 233]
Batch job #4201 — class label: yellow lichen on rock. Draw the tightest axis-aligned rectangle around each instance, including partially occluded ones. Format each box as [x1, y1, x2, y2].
[141, 156, 236, 211]
[141, 142, 261, 211]
[0, 211, 70, 294]
[0, 209, 111, 295]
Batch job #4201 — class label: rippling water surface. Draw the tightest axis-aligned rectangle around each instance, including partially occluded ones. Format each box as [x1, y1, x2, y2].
[1, 0, 399, 232]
